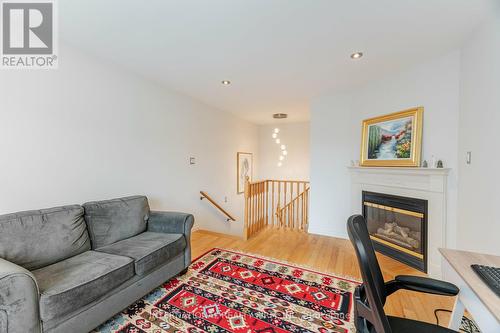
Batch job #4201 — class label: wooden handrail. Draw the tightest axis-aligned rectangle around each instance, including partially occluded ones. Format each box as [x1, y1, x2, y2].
[278, 187, 309, 214]
[200, 191, 236, 222]
[265, 179, 310, 183]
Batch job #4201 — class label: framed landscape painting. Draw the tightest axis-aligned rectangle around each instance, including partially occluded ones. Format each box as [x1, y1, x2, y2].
[360, 107, 423, 167]
[237, 152, 253, 194]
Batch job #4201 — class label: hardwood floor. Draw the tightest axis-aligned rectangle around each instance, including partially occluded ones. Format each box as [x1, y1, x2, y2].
[191, 228, 455, 328]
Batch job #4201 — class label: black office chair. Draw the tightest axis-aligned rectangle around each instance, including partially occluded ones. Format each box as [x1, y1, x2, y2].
[347, 214, 460, 333]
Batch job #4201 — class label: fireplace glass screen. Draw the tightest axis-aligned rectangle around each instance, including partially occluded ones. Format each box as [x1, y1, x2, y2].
[362, 191, 427, 272]
[365, 203, 423, 257]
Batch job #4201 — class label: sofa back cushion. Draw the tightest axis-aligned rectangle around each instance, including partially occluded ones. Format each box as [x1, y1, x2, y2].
[0, 205, 91, 270]
[83, 196, 150, 249]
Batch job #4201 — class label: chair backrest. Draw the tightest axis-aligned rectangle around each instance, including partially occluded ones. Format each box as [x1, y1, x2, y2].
[347, 214, 392, 333]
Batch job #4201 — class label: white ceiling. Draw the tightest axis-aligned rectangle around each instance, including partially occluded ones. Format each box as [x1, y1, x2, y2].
[60, 0, 498, 124]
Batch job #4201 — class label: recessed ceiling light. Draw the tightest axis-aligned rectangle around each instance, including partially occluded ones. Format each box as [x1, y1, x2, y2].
[221, 80, 231, 85]
[350, 52, 363, 59]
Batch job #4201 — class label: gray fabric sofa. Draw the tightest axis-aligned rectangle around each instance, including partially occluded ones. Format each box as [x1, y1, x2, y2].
[0, 195, 194, 333]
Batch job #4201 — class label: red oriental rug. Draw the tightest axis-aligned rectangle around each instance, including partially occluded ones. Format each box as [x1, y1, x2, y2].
[92, 248, 359, 333]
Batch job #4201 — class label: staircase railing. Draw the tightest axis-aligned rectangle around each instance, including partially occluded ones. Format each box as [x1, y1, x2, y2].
[244, 179, 310, 239]
[200, 191, 236, 222]
[276, 187, 310, 230]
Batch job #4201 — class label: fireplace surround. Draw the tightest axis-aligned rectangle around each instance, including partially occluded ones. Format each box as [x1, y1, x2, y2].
[363, 191, 428, 272]
[348, 166, 450, 278]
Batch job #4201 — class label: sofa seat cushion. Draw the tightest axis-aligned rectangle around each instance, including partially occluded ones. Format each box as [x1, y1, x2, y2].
[96, 232, 186, 276]
[32, 251, 134, 322]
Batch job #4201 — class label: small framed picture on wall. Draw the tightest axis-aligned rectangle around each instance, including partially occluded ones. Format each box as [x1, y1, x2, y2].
[237, 152, 253, 194]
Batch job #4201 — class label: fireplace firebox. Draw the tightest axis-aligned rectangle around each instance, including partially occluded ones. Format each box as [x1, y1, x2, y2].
[362, 191, 428, 272]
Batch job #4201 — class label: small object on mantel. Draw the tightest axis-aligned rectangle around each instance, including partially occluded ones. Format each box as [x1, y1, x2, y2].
[422, 160, 428, 168]
[437, 160, 444, 168]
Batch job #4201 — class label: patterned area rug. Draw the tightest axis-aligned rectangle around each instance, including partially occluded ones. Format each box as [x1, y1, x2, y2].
[93, 248, 358, 333]
[460, 316, 481, 333]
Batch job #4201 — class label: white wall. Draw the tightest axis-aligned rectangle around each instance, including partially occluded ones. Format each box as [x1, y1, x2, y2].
[310, 51, 460, 241]
[310, 94, 353, 237]
[0, 45, 258, 236]
[457, 17, 500, 255]
[257, 122, 309, 181]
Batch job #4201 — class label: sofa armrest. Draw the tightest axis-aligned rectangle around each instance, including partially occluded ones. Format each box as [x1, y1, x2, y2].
[148, 211, 194, 267]
[148, 211, 194, 235]
[0, 258, 41, 333]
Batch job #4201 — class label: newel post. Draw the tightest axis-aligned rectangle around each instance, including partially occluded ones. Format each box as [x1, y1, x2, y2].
[243, 176, 250, 240]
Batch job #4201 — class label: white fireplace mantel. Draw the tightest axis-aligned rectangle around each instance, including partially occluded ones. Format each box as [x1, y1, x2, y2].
[348, 166, 450, 278]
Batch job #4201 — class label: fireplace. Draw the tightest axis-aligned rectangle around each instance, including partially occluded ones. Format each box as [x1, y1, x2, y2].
[362, 191, 428, 272]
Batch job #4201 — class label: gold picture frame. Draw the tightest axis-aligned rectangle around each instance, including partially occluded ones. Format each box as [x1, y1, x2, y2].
[237, 152, 253, 194]
[360, 107, 423, 167]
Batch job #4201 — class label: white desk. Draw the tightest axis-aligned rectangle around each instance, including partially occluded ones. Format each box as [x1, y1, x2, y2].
[440, 249, 500, 332]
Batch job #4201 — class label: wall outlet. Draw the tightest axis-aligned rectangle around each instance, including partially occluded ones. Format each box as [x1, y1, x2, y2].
[224, 196, 228, 203]
[466, 151, 472, 165]
[189, 157, 196, 165]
